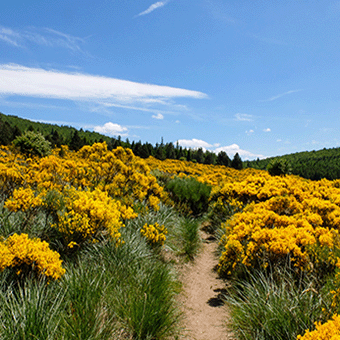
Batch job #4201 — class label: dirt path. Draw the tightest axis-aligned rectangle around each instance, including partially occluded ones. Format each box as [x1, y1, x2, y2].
[178, 231, 234, 340]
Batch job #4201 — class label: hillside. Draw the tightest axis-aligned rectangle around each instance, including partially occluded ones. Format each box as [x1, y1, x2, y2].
[245, 148, 340, 180]
[0, 112, 112, 147]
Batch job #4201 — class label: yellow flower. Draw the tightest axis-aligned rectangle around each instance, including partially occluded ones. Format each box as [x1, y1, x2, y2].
[140, 222, 167, 246]
[1, 233, 65, 280]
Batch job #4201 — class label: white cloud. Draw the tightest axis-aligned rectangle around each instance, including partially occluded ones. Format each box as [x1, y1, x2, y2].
[263, 128, 271, 132]
[235, 113, 253, 121]
[0, 25, 86, 53]
[177, 139, 213, 149]
[152, 113, 164, 120]
[246, 129, 254, 135]
[260, 89, 303, 102]
[94, 122, 128, 137]
[0, 64, 207, 109]
[214, 144, 265, 160]
[136, 1, 169, 17]
[178, 138, 265, 160]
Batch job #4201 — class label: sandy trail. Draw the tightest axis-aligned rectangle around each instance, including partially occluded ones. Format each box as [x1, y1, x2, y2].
[178, 231, 234, 340]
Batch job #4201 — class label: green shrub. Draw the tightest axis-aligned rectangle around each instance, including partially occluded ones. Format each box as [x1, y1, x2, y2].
[267, 158, 292, 176]
[13, 131, 51, 157]
[165, 176, 211, 216]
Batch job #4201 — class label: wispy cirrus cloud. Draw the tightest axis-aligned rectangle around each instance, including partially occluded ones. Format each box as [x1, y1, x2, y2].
[235, 113, 253, 121]
[96, 102, 175, 115]
[0, 25, 86, 53]
[0, 64, 207, 113]
[260, 89, 303, 102]
[0, 27, 21, 47]
[204, 0, 237, 25]
[136, 1, 169, 17]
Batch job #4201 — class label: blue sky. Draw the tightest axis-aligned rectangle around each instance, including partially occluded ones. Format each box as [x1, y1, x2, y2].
[1, 1, 340, 160]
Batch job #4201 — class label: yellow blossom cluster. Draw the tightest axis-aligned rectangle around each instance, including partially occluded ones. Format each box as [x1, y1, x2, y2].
[4, 187, 43, 212]
[0, 233, 65, 280]
[146, 156, 260, 188]
[140, 222, 167, 246]
[52, 187, 137, 243]
[0, 146, 26, 199]
[297, 314, 340, 340]
[217, 172, 340, 276]
[73, 143, 165, 209]
[0, 143, 165, 212]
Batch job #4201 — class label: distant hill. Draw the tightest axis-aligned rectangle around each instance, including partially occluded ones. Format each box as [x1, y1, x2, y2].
[245, 148, 340, 180]
[0, 112, 112, 148]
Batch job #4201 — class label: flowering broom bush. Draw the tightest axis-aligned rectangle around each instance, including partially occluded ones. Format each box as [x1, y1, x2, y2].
[297, 314, 340, 340]
[0, 233, 65, 280]
[140, 222, 167, 247]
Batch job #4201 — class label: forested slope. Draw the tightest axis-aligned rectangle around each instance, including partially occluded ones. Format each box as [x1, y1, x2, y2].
[245, 148, 340, 180]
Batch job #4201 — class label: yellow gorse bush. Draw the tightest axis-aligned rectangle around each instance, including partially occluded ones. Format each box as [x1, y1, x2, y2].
[297, 314, 340, 340]
[1, 143, 165, 212]
[0, 233, 65, 280]
[140, 222, 167, 246]
[0, 142, 169, 246]
[52, 187, 137, 244]
[4, 187, 43, 212]
[217, 172, 340, 276]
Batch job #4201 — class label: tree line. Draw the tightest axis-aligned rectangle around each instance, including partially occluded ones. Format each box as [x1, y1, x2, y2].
[0, 113, 243, 169]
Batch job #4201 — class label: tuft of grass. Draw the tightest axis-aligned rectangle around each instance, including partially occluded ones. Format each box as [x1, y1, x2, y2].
[61, 261, 115, 340]
[85, 226, 182, 339]
[226, 268, 329, 340]
[179, 217, 201, 260]
[0, 277, 65, 340]
[0, 203, 24, 238]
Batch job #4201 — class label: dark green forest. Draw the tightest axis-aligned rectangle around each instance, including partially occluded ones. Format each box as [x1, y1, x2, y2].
[0, 112, 234, 167]
[2, 112, 340, 180]
[245, 149, 340, 180]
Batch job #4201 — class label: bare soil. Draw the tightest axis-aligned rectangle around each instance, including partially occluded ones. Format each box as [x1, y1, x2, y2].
[177, 231, 234, 340]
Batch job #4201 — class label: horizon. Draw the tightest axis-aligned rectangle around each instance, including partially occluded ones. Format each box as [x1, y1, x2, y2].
[3, 110, 335, 163]
[1, 1, 340, 160]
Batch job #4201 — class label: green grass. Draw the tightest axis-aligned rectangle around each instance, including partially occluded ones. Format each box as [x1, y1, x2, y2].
[61, 262, 115, 340]
[178, 217, 201, 260]
[225, 268, 330, 340]
[0, 204, 183, 339]
[87, 226, 182, 339]
[0, 276, 65, 340]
